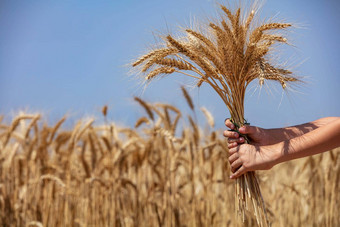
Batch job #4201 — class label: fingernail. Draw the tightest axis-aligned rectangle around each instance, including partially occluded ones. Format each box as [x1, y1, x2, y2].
[231, 124, 234, 129]
[229, 175, 233, 179]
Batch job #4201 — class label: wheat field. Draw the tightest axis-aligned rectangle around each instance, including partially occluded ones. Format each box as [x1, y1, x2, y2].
[0, 93, 338, 227]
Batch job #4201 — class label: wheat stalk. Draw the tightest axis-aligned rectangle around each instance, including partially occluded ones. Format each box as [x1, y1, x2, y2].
[0, 101, 338, 226]
[181, 86, 195, 111]
[132, 2, 301, 226]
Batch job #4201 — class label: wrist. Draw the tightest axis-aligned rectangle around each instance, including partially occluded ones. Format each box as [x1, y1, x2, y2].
[266, 142, 285, 167]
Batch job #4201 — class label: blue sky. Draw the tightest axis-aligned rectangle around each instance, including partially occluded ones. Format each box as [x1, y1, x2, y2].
[0, 0, 339, 129]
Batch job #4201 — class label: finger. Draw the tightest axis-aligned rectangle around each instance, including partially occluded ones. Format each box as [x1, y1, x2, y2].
[230, 159, 242, 172]
[228, 146, 239, 156]
[239, 125, 257, 135]
[228, 137, 245, 144]
[228, 152, 239, 164]
[230, 166, 246, 179]
[228, 142, 238, 149]
[224, 118, 235, 130]
[223, 130, 239, 138]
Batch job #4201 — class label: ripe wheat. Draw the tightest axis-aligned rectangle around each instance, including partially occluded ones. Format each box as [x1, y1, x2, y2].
[0, 99, 338, 226]
[132, 2, 301, 226]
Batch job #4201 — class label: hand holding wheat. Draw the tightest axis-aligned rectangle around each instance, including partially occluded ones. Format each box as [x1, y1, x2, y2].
[228, 143, 276, 178]
[224, 119, 276, 146]
[226, 117, 340, 179]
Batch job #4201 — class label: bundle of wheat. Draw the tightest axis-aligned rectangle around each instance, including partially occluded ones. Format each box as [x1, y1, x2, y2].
[132, 2, 301, 226]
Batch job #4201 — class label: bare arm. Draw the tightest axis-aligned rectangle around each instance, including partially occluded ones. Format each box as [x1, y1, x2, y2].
[224, 117, 339, 146]
[274, 117, 340, 164]
[228, 118, 340, 179]
[266, 117, 339, 143]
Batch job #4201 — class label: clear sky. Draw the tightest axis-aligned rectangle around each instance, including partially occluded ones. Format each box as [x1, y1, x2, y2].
[1, 0, 339, 129]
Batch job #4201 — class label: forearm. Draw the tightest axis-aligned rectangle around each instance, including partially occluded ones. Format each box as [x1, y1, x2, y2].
[266, 117, 339, 143]
[271, 118, 340, 165]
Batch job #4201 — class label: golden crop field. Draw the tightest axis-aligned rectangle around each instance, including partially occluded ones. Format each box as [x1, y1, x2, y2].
[0, 95, 339, 227]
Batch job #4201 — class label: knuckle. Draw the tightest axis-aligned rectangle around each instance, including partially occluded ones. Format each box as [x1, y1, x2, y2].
[239, 147, 246, 155]
[239, 156, 246, 163]
[227, 131, 238, 138]
[228, 143, 235, 149]
[243, 162, 250, 169]
[228, 156, 232, 163]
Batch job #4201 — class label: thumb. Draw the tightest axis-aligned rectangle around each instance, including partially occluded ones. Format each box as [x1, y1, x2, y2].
[239, 125, 257, 135]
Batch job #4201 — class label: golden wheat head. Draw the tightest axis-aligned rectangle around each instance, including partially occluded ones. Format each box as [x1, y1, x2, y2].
[131, 3, 304, 226]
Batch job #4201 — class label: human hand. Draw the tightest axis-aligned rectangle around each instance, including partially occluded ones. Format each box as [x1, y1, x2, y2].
[228, 144, 277, 179]
[223, 119, 274, 148]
